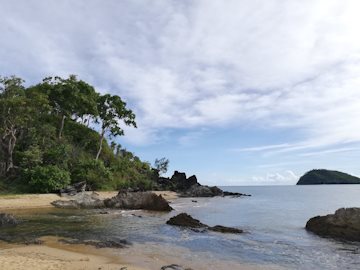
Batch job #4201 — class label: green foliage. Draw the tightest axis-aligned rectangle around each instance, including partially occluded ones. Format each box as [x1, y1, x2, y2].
[0, 74, 154, 194]
[71, 159, 113, 190]
[25, 165, 71, 193]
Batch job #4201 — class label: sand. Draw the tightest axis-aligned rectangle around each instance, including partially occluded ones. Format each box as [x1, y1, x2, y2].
[0, 191, 178, 210]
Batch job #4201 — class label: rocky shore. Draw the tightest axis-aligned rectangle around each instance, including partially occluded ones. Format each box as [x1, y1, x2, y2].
[306, 207, 360, 241]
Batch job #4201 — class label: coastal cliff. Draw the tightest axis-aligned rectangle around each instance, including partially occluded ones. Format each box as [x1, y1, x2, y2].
[297, 169, 360, 185]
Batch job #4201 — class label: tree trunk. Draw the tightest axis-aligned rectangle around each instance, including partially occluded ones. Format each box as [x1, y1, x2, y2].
[58, 114, 66, 139]
[2, 129, 17, 173]
[95, 129, 105, 160]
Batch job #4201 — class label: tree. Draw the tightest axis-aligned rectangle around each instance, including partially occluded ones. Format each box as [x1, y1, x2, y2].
[154, 157, 169, 175]
[0, 76, 31, 172]
[95, 94, 136, 160]
[36, 75, 98, 139]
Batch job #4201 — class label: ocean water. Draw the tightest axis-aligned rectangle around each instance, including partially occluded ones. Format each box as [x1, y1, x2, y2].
[2, 185, 360, 269]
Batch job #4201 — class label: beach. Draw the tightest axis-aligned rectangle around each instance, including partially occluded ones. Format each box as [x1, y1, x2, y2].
[0, 191, 266, 270]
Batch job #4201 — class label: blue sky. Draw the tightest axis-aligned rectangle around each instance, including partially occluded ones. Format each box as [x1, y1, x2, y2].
[1, 0, 360, 185]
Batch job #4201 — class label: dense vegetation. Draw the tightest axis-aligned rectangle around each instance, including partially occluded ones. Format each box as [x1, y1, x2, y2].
[297, 169, 360, 185]
[0, 75, 159, 193]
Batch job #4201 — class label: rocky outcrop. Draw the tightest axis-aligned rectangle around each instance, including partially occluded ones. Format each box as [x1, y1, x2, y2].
[166, 213, 206, 228]
[306, 208, 360, 241]
[0, 213, 19, 227]
[104, 191, 173, 212]
[51, 192, 104, 209]
[167, 213, 243, 234]
[52, 191, 173, 212]
[59, 181, 87, 196]
[155, 171, 250, 198]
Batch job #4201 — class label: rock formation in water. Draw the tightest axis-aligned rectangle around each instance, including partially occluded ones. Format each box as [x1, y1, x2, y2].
[306, 208, 360, 241]
[166, 213, 243, 234]
[297, 169, 360, 185]
[155, 171, 250, 198]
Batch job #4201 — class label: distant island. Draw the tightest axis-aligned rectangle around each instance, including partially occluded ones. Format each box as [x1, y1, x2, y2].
[297, 169, 360, 185]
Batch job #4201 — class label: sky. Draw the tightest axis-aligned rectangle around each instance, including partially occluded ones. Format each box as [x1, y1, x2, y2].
[1, 0, 360, 185]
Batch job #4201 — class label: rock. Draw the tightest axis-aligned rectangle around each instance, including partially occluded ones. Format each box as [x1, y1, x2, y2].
[223, 191, 251, 197]
[59, 238, 130, 248]
[59, 181, 87, 196]
[181, 185, 214, 197]
[209, 186, 224, 196]
[166, 213, 206, 228]
[161, 264, 193, 270]
[0, 213, 19, 227]
[306, 208, 360, 241]
[209, 225, 243, 234]
[104, 191, 173, 212]
[167, 213, 243, 235]
[51, 192, 104, 209]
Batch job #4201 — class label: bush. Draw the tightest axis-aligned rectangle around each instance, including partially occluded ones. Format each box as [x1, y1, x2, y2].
[26, 165, 71, 193]
[71, 159, 113, 190]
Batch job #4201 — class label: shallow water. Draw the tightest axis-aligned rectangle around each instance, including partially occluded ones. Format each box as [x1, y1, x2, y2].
[1, 185, 360, 269]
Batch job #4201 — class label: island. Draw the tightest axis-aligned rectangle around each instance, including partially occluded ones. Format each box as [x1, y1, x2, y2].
[296, 169, 360, 185]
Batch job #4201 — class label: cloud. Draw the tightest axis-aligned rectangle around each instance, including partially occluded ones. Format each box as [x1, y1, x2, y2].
[0, 0, 360, 149]
[252, 170, 299, 185]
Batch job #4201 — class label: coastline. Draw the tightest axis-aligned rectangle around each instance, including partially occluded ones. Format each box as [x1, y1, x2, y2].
[0, 191, 279, 270]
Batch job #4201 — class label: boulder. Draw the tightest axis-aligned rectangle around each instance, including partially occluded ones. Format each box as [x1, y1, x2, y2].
[306, 207, 360, 241]
[167, 213, 243, 234]
[209, 225, 243, 234]
[104, 191, 173, 212]
[51, 192, 104, 209]
[0, 213, 19, 227]
[59, 181, 87, 196]
[166, 213, 206, 228]
[181, 185, 214, 197]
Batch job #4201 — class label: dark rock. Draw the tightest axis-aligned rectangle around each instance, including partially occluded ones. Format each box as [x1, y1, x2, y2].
[306, 208, 360, 241]
[0, 213, 19, 227]
[181, 185, 214, 197]
[51, 192, 104, 209]
[209, 186, 223, 196]
[161, 264, 193, 270]
[223, 191, 251, 197]
[59, 181, 87, 196]
[99, 211, 109, 214]
[209, 225, 243, 234]
[191, 200, 197, 203]
[59, 238, 130, 248]
[167, 213, 243, 235]
[166, 213, 206, 228]
[104, 191, 173, 212]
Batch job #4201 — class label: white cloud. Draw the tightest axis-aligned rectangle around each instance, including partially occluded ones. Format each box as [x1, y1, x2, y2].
[0, 0, 360, 149]
[252, 170, 299, 185]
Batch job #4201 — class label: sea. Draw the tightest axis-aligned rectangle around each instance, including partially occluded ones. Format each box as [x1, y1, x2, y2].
[1, 185, 360, 270]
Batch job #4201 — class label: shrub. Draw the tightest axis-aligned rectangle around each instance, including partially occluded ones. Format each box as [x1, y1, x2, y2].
[71, 159, 113, 190]
[26, 165, 71, 193]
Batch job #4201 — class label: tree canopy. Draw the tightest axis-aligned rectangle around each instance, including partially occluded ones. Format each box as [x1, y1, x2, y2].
[0, 75, 157, 193]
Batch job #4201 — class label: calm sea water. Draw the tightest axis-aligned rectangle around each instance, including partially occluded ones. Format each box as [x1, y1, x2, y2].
[2, 185, 360, 269]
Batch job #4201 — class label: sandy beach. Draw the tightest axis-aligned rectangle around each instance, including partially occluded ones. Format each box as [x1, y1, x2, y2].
[0, 191, 275, 270]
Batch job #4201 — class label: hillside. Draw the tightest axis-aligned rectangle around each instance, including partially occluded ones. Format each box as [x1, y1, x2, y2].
[297, 169, 360, 185]
[0, 75, 157, 193]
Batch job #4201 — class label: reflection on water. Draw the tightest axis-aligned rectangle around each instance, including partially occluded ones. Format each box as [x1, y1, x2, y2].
[1, 185, 360, 269]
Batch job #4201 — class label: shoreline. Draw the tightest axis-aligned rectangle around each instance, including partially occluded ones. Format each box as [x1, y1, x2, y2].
[0, 191, 178, 211]
[0, 191, 279, 270]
